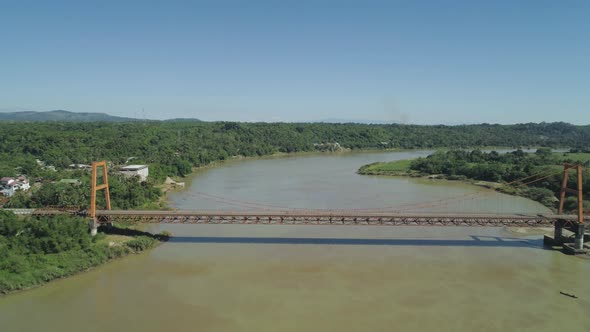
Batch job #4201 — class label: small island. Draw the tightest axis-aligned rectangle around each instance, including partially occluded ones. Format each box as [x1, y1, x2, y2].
[358, 148, 590, 212]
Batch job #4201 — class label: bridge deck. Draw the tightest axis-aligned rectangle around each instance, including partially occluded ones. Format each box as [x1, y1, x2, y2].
[90, 210, 587, 227]
[5, 208, 585, 227]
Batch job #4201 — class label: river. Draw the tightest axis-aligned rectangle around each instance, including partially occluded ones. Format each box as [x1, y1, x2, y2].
[1, 151, 589, 332]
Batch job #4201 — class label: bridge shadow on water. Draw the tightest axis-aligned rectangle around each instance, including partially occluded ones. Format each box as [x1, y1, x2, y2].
[166, 235, 544, 249]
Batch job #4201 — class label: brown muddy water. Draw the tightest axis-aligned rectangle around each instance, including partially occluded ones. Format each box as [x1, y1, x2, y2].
[1, 151, 589, 332]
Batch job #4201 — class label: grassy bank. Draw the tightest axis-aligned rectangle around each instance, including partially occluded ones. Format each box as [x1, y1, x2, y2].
[0, 211, 169, 295]
[357, 159, 418, 176]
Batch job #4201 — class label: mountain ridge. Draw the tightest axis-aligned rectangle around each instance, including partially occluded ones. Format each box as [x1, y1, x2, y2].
[0, 110, 202, 122]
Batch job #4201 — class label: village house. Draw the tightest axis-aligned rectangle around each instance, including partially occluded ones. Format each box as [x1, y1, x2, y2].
[0, 176, 31, 197]
[119, 165, 149, 182]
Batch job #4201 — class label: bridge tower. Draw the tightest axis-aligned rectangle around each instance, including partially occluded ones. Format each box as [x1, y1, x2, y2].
[89, 161, 111, 236]
[555, 163, 585, 250]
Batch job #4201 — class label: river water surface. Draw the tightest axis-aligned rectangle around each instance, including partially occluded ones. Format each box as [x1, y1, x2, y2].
[1, 151, 589, 332]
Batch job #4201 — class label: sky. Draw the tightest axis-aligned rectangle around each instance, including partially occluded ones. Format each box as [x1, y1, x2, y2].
[1, 0, 589, 124]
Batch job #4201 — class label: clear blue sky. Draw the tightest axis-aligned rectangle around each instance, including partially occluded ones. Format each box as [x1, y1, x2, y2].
[1, 0, 589, 124]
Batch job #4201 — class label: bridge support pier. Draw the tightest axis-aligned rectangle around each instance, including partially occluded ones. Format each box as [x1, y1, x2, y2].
[544, 220, 565, 246]
[563, 224, 588, 255]
[89, 218, 98, 237]
[574, 224, 585, 250]
[554, 220, 564, 243]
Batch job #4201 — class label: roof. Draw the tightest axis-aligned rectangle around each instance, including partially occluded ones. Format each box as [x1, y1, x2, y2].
[121, 165, 148, 171]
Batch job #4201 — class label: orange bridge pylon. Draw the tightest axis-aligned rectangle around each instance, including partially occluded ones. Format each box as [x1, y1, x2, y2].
[554, 163, 585, 250]
[90, 161, 111, 236]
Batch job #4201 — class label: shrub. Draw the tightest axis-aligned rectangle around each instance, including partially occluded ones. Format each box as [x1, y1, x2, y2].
[125, 236, 157, 252]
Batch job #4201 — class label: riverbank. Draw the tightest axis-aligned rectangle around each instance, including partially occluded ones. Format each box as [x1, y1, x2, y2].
[357, 150, 590, 213]
[358, 160, 499, 184]
[358, 158, 550, 208]
[0, 213, 170, 296]
[357, 160, 421, 177]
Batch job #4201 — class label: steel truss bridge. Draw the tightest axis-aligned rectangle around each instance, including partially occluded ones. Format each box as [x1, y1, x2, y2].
[4, 161, 583, 250]
[86, 210, 587, 227]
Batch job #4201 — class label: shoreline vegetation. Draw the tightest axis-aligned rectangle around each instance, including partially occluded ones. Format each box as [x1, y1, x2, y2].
[358, 149, 590, 213]
[0, 211, 170, 295]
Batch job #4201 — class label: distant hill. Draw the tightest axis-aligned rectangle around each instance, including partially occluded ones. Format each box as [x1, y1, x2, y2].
[0, 110, 202, 122]
[0, 110, 140, 122]
[164, 118, 203, 122]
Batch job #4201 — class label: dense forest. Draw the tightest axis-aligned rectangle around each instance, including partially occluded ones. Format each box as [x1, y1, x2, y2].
[0, 121, 588, 178]
[1, 121, 589, 209]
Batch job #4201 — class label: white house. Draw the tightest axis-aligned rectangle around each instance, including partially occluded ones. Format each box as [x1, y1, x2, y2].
[0, 177, 14, 186]
[15, 176, 30, 191]
[119, 165, 149, 182]
[1, 183, 17, 197]
[0, 176, 30, 197]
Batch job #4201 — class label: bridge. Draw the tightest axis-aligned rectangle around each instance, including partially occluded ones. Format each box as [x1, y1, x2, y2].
[92, 210, 584, 227]
[97, 161, 587, 247]
[5, 161, 587, 253]
[13, 206, 587, 254]
[22, 206, 586, 227]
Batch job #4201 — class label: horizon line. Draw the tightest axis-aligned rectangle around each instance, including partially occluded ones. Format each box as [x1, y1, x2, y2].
[0, 110, 588, 126]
